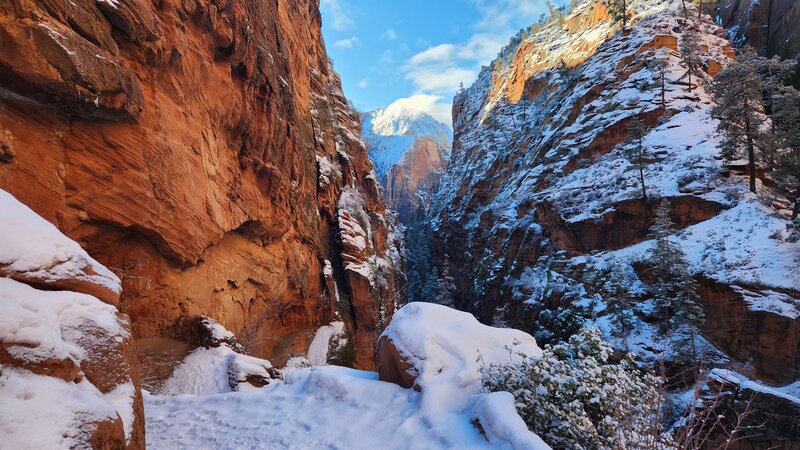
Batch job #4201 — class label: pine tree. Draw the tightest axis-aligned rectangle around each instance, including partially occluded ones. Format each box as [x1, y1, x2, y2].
[772, 86, 800, 218]
[624, 117, 650, 202]
[609, 0, 629, 30]
[711, 47, 766, 193]
[405, 206, 440, 303]
[603, 266, 636, 347]
[647, 200, 705, 364]
[649, 58, 668, 107]
[679, 31, 702, 92]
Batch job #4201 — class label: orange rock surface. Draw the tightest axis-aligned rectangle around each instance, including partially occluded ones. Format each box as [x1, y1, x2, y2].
[0, 0, 401, 370]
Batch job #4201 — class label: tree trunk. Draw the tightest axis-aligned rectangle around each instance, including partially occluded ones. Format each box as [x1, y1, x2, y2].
[745, 117, 757, 193]
[793, 186, 800, 219]
[681, 0, 689, 19]
[661, 73, 666, 106]
[638, 146, 647, 201]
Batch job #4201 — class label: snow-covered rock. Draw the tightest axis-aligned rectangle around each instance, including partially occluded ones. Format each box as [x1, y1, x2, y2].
[161, 345, 280, 395]
[0, 189, 121, 306]
[0, 189, 143, 448]
[378, 303, 542, 412]
[0, 278, 143, 449]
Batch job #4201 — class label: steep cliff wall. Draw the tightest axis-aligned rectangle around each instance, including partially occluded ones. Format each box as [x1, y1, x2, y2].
[432, 0, 799, 388]
[0, 0, 402, 369]
[718, 0, 800, 59]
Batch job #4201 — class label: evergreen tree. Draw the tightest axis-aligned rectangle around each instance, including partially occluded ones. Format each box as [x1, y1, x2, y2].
[602, 266, 636, 348]
[609, 0, 629, 30]
[405, 206, 440, 303]
[772, 86, 800, 218]
[679, 31, 702, 92]
[649, 58, 668, 107]
[711, 48, 766, 193]
[647, 201, 705, 364]
[483, 328, 672, 449]
[624, 117, 650, 202]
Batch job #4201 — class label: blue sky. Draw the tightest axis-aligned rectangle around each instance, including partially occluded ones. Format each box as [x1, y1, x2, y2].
[320, 0, 565, 126]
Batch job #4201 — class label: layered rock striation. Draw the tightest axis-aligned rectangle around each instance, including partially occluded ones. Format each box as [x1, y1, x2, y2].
[0, 0, 402, 370]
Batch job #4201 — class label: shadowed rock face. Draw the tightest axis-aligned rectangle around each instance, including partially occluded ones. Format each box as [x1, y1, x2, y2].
[718, 0, 800, 59]
[0, 0, 401, 369]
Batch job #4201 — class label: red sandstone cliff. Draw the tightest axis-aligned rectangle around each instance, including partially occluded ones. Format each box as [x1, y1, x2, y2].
[0, 0, 402, 370]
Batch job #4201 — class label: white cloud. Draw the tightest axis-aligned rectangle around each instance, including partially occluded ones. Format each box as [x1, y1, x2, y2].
[357, 78, 369, 89]
[321, 0, 354, 31]
[402, 0, 549, 97]
[383, 29, 397, 40]
[334, 36, 359, 49]
[410, 44, 455, 65]
[382, 95, 454, 126]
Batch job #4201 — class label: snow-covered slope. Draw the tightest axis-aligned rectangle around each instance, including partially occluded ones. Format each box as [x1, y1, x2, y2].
[431, 0, 799, 389]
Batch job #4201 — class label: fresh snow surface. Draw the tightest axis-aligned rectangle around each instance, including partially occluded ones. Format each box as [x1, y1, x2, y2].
[0, 277, 135, 447]
[145, 304, 550, 449]
[0, 189, 121, 294]
[307, 321, 346, 366]
[382, 302, 543, 413]
[145, 365, 549, 450]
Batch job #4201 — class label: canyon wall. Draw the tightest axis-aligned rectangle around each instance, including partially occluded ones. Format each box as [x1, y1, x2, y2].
[0, 0, 402, 370]
[432, 0, 799, 388]
[718, 0, 800, 59]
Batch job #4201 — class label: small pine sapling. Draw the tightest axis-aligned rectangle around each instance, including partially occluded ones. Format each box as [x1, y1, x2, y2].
[679, 31, 702, 92]
[625, 117, 651, 202]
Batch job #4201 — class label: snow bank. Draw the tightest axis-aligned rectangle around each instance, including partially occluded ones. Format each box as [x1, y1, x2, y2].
[0, 277, 136, 447]
[381, 302, 542, 412]
[0, 189, 121, 303]
[161, 344, 278, 395]
[472, 392, 552, 450]
[307, 321, 346, 366]
[146, 365, 551, 450]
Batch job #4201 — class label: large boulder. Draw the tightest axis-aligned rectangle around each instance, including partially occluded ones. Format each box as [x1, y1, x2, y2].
[377, 302, 541, 411]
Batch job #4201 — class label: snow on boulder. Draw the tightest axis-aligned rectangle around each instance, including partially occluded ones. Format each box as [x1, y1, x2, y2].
[378, 302, 542, 412]
[0, 189, 121, 306]
[0, 277, 144, 449]
[472, 392, 552, 450]
[161, 320, 280, 396]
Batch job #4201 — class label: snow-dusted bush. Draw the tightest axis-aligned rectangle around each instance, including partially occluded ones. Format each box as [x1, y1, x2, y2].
[483, 328, 674, 450]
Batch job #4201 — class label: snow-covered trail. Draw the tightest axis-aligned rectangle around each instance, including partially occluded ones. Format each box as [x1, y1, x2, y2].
[144, 366, 493, 450]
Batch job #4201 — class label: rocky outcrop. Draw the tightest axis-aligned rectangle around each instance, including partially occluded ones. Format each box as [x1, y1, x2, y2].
[0, 189, 144, 449]
[702, 369, 800, 449]
[384, 137, 449, 223]
[718, 0, 800, 59]
[0, 0, 402, 370]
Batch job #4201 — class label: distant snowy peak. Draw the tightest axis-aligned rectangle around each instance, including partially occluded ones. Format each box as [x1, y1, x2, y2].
[364, 108, 452, 149]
